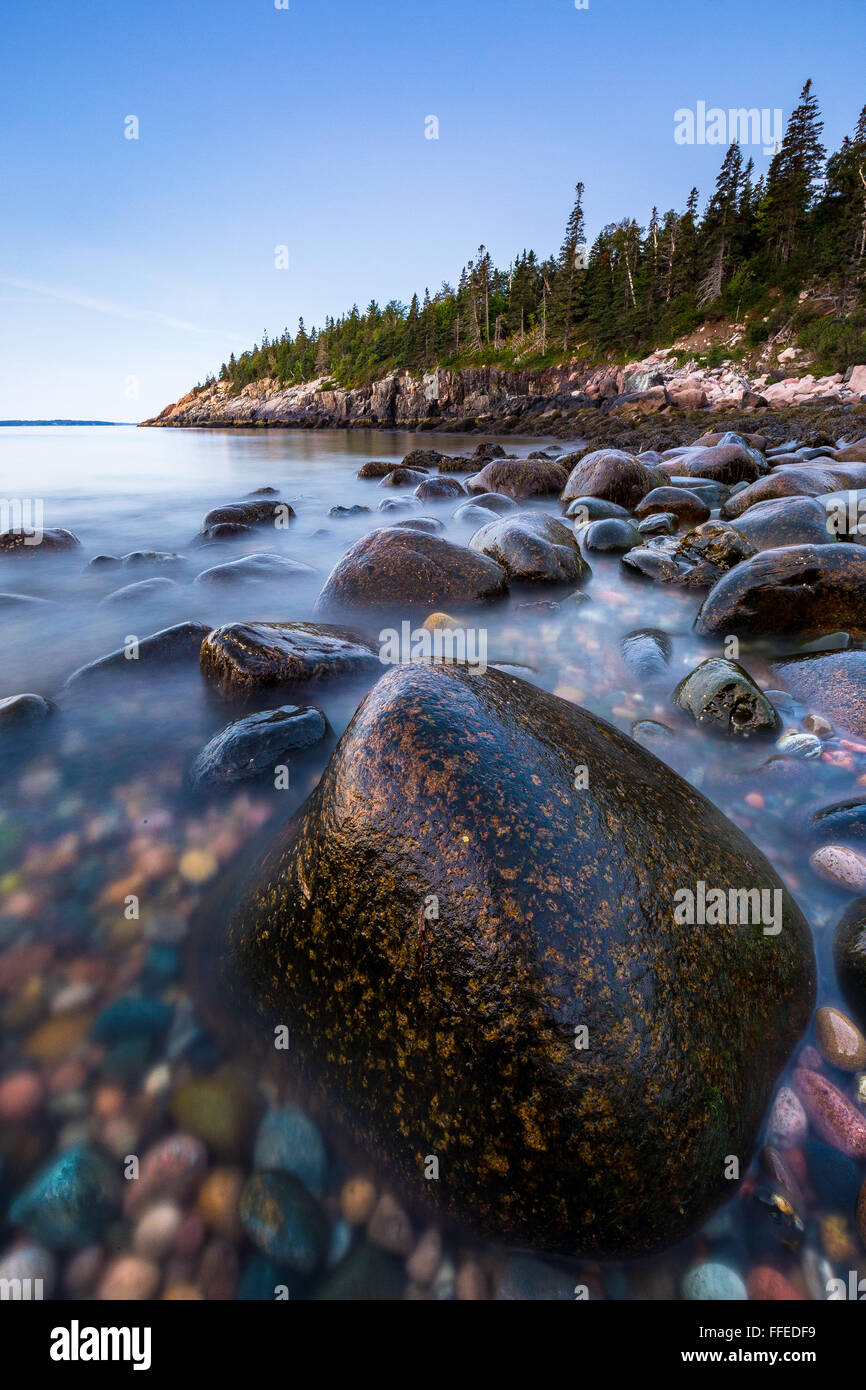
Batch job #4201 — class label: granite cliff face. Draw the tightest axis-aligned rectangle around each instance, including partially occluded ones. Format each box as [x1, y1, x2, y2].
[142, 356, 866, 436]
[143, 365, 593, 434]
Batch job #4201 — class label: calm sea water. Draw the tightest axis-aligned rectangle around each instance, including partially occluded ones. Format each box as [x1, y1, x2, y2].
[0, 424, 860, 1298]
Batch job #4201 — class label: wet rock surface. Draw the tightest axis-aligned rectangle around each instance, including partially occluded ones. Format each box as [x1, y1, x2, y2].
[218, 662, 814, 1257]
[64, 621, 211, 689]
[468, 512, 590, 584]
[673, 658, 780, 737]
[560, 449, 668, 509]
[771, 650, 866, 736]
[200, 622, 379, 698]
[313, 528, 509, 613]
[695, 545, 866, 640]
[191, 704, 329, 786]
[466, 457, 568, 499]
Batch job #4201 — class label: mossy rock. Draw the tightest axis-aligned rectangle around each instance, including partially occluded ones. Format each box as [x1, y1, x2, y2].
[218, 664, 815, 1257]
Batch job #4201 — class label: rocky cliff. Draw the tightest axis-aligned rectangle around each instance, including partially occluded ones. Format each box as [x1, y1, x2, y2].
[142, 355, 866, 437]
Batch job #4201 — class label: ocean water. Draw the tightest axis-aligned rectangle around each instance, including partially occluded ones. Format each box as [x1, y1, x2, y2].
[0, 423, 862, 1301]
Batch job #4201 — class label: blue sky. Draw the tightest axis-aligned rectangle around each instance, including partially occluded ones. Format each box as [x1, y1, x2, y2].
[1, 0, 863, 420]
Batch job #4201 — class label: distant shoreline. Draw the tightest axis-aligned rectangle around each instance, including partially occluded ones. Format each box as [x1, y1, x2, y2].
[0, 420, 136, 427]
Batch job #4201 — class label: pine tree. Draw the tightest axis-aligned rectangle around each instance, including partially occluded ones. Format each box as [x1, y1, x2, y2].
[760, 78, 826, 262]
[552, 182, 587, 353]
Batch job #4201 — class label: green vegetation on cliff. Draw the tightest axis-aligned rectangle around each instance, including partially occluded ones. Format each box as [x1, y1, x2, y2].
[209, 82, 866, 396]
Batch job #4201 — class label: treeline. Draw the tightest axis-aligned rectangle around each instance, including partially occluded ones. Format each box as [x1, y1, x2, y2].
[209, 81, 866, 393]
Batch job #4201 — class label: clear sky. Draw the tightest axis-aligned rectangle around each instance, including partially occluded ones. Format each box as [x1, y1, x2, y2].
[1, 0, 863, 420]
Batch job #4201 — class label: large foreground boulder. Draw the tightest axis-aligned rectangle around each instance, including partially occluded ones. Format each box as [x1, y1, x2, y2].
[218, 664, 815, 1257]
[694, 544, 866, 639]
[313, 528, 508, 614]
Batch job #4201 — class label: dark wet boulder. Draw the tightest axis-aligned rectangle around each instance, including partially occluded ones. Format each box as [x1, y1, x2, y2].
[193, 553, 319, 587]
[200, 500, 295, 535]
[313, 529, 508, 615]
[378, 468, 428, 489]
[468, 513, 590, 585]
[0, 693, 54, 731]
[693, 431, 766, 450]
[413, 477, 466, 502]
[635, 487, 710, 526]
[809, 800, 866, 844]
[85, 555, 121, 570]
[695, 545, 866, 640]
[402, 449, 443, 469]
[452, 503, 501, 527]
[436, 455, 473, 473]
[64, 621, 211, 689]
[329, 505, 371, 519]
[122, 551, 185, 569]
[582, 518, 641, 553]
[0, 528, 80, 555]
[637, 513, 677, 537]
[833, 900, 866, 1029]
[631, 718, 675, 750]
[388, 517, 444, 534]
[560, 449, 668, 509]
[357, 460, 397, 480]
[454, 492, 516, 523]
[216, 662, 814, 1257]
[565, 496, 630, 524]
[621, 546, 692, 583]
[99, 577, 180, 605]
[377, 497, 419, 513]
[471, 442, 507, 462]
[731, 496, 833, 551]
[719, 464, 864, 520]
[667, 479, 731, 509]
[191, 704, 328, 787]
[674, 521, 756, 581]
[199, 521, 256, 542]
[466, 458, 568, 500]
[620, 629, 672, 683]
[200, 622, 379, 699]
[668, 444, 767, 485]
[673, 658, 780, 737]
[248, 486, 280, 496]
[770, 650, 866, 737]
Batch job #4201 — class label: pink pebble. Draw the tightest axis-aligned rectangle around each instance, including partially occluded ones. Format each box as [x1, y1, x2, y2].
[0, 1070, 44, 1123]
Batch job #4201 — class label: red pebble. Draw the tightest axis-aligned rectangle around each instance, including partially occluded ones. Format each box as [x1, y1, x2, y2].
[747, 1267, 804, 1301]
[794, 1068, 866, 1159]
